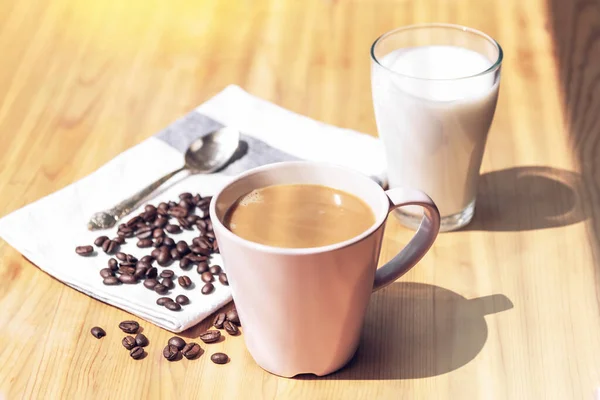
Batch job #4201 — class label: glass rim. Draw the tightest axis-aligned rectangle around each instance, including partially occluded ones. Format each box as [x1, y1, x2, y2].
[370, 23, 504, 81]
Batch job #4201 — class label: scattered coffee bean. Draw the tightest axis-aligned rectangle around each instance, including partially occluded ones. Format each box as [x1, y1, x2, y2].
[163, 344, 180, 361]
[136, 226, 153, 239]
[170, 248, 181, 260]
[152, 228, 164, 238]
[213, 313, 226, 329]
[168, 206, 188, 218]
[91, 326, 106, 338]
[154, 284, 168, 295]
[209, 265, 222, 275]
[196, 262, 209, 274]
[154, 217, 168, 228]
[102, 239, 118, 254]
[165, 301, 181, 311]
[116, 252, 127, 261]
[144, 278, 159, 290]
[201, 283, 214, 295]
[135, 333, 149, 347]
[224, 320, 239, 336]
[182, 342, 202, 359]
[187, 215, 200, 224]
[100, 268, 114, 278]
[192, 193, 202, 204]
[226, 309, 240, 325]
[157, 251, 172, 266]
[94, 236, 109, 247]
[211, 352, 229, 364]
[160, 270, 174, 279]
[164, 237, 176, 247]
[165, 224, 181, 234]
[196, 219, 207, 230]
[119, 274, 137, 284]
[126, 215, 143, 227]
[178, 217, 192, 230]
[189, 254, 208, 263]
[133, 268, 146, 280]
[176, 241, 190, 254]
[75, 245, 94, 256]
[130, 346, 144, 360]
[103, 276, 120, 285]
[122, 335, 136, 350]
[199, 330, 221, 344]
[146, 267, 158, 279]
[140, 255, 154, 264]
[179, 257, 192, 269]
[212, 240, 219, 253]
[118, 226, 134, 238]
[145, 204, 157, 213]
[179, 192, 192, 200]
[137, 239, 153, 248]
[168, 336, 186, 350]
[127, 254, 138, 263]
[113, 236, 126, 245]
[175, 295, 189, 305]
[161, 277, 174, 289]
[118, 266, 135, 275]
[218, 273, 229, 286]
[178, 276, 192, 288]
[151, 248, 161, 259]
[201, 271, 214, 283]
[190, 245, 211, 256]
[156, 297, 172, 306]
[206, 232, 216, 239]
[108, 258, 118, 270]
[119, 320, 139, 334]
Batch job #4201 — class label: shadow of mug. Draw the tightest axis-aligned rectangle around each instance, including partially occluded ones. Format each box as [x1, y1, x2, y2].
[466, 166, 587, 231]
[297, 282, 513, 380]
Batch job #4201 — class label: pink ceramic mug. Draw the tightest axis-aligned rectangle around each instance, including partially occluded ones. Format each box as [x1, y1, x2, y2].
[209, 162, 441, 377]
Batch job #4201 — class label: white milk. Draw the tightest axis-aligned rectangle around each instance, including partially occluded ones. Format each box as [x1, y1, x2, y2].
[372, 45, 499, 218]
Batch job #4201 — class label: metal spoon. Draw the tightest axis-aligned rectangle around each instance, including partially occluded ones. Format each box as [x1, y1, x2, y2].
[87, 127, 240, 230]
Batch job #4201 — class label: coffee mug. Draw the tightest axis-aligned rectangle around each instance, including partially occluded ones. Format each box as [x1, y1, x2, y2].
[209, 162, 441, 377]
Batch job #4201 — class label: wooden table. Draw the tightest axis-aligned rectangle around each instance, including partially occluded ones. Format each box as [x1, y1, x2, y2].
[1, 0, 599, 398]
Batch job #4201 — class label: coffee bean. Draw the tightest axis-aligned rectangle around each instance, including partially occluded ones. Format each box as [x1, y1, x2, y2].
[151, 248, 161, 258]
[157, 251, 172, 267]
[144, 278, 159, 290]
[90, 326, 106, 338]
[226, 309, 240, 325]
[209, 265, 222, 275]
[187, 215, 200, 223]
[103, 276, 120, 285]
[211, 352, 229, 364]
[165, 224, 181, 234]
[197, 197, 212, 208]
[75, 245, 93, 256]
[175, 295, 189, 305]
[94, 236, 109, 247]
[201, 271, 214, 283]
[136, 239, 152, 248]
[195, 239, 211, 250]
[154, 284, 168, 295]
[127, 254, 138, 263]
[164, 237, 176, 248]
[152, 228, 164, 239]
[118, 266, 135, 275]
[122, 335, 136, 350]
[119, 260, 136, 267]
[168, 336, 186, 349]
[161, 277, 174, 290]
[170, 248, 181, 261]
[119, 320, 139, 334]
[177, 217, 192, 230]
[100, 268, 114, 278]
[136, 260, 151, 270]
[119, 274, 137, 284]
[190, 245, 210, 256]
[118, 226, 134, 238]
[179, 199, 192, 210]
[202, 283, 214, 295]
[178, 276, 192, 288]
[130, 346, 144, 360]
[223, 320, 239, 336]
[156, 297, 172, 306]
[126, 215, 143, 227]
[146, 267, 158, 279]
[133, 268, 146, 280]
[165, 301, 181, 311]
[212, 240, 219, 253]
[154, 218, 168, 229]
[199, 330, 221, 343]
[179, 192, 192, 200]
[182, 342, 202, 360]
[212, 313, 226, 329]
[180, 257, 192, 269]
[192, 193, 202, 204]
[145, 204, 157, 213]
[218, 273, 229, 286]
[135, 333, 149, 347]
[206, 232, 215, 239]
[142, 210, 157, 223]
[135, 221, 147, 230]
[196, 262, 209, 274]
[189, 255, 208, 263]
[136, 226, 153, 239]
[160, 270, 174, 279]
[102, 239, 118, 254]
[104, 260, 117, 272]
[113, 236, 126, 245]
[176, 241, 190, 254]
[140, 255, 154, 264]
[163, 344, 180, 361]
[168, 206, 188, 218]
[115, 252, 126, 261]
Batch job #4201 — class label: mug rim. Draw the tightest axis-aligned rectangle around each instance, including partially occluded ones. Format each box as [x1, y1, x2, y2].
[208, 161, 389, 255]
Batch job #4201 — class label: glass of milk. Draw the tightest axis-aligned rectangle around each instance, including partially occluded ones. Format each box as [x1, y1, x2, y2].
[371, 23, 503, 231]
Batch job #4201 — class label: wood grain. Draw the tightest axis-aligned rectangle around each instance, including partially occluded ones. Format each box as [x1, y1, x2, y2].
[1, 0, 599, 398]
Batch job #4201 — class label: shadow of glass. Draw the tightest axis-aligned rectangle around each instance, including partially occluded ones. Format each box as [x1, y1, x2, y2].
[465, 166, 587, 231]
[296, 282, 513, 380]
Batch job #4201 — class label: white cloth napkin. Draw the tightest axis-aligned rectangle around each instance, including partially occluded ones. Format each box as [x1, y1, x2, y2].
[0, 85, 386, 332]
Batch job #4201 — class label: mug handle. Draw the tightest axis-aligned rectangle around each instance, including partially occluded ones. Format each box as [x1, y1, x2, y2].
[373, 187, 441, 292]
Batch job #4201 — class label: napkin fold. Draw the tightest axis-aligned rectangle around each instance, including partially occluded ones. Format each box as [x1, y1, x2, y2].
[0, 85, 385, 332]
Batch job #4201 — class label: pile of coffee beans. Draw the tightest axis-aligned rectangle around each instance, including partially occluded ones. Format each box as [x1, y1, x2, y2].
[90, 316, 237, 365]
[75, 192, 229, 312]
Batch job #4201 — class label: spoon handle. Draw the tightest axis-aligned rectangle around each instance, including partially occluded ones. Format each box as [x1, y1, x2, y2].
[87, 166, 186, 230]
